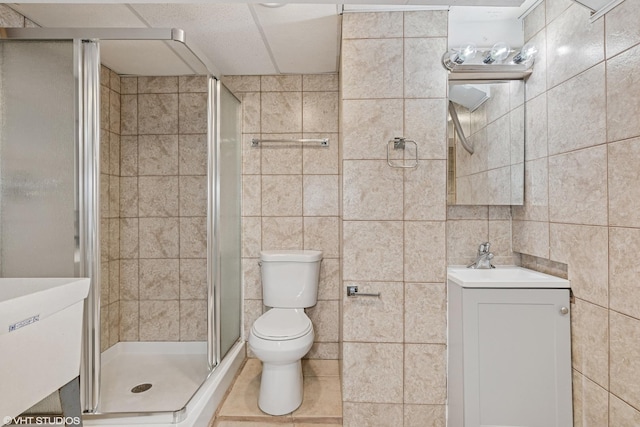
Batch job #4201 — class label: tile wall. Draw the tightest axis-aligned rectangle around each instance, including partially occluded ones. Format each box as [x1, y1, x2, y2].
[515, 0, 640, 423]
[100, 65, 122, 351]
[222, 74, 341, 360]
[118, 75, 209, 342]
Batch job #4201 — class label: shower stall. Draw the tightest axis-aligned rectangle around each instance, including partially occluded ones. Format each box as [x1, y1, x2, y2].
[0, 29, 243, 426]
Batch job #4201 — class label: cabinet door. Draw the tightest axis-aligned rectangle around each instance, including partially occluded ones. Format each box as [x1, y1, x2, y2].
[463, 288, 572, 427]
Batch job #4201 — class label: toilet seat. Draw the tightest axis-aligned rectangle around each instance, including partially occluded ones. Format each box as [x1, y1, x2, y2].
[252, 308, 312, 341]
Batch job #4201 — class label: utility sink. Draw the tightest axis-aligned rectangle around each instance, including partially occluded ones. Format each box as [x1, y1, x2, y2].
[447, 266, 570, 289]
[0, 277, 90, 421]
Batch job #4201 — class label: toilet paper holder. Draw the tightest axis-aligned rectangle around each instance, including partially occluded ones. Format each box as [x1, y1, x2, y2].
[346, 285, 381, 297]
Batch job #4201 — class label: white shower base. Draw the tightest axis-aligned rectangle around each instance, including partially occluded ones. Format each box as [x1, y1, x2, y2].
[85, 340, 244, 427]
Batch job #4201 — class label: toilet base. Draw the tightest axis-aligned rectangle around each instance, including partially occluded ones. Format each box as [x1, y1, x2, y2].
[258, 360, 304, 415]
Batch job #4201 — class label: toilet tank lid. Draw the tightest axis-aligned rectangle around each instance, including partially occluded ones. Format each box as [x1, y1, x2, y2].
[260, 250, 323, 262]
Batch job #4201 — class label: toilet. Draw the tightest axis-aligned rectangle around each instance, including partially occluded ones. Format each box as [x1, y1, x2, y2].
[248, 249, 323, 416]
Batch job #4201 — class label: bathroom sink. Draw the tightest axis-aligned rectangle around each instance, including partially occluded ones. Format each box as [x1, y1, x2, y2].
[0, 277, 90, 421]
[447, 266, 570, 288]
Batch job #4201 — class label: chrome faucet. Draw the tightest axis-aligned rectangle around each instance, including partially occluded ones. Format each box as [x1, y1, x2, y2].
[467, 242, 495, 269]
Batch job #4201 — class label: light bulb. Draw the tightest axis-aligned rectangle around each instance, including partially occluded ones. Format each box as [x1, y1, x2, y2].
[512, 43, 538, 64]
[483, 42, 511, 64]
[451, 43, 477, 65]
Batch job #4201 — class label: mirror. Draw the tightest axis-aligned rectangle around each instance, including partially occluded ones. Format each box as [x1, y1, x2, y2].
[447, 80, 524, 205]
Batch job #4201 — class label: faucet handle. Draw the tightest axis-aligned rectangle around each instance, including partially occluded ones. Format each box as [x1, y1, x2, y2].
[478, 241, 491, 254]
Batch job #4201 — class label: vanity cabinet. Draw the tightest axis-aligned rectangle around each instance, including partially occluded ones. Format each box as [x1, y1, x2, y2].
[447, 281, 572, 427]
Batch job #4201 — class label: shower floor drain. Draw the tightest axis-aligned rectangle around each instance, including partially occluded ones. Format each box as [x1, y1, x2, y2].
[131, 383, 152, 393]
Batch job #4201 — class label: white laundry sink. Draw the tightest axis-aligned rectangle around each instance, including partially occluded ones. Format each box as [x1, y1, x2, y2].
[447, 266, 570, 288]
[0, 277, 90, 422]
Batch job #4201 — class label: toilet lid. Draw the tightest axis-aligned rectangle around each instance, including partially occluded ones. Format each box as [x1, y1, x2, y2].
[252, 308, 312, 340]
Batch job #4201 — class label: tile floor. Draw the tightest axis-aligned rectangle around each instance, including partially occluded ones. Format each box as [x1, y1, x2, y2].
[213, 358, 342, 427]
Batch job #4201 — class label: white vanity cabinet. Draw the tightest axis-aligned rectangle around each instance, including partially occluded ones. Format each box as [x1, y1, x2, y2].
[447, 267, 572, 427]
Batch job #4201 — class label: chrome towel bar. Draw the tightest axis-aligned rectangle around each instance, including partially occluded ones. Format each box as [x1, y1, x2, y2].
[251, 137, 329, 147]
[346, 285, 381, 297]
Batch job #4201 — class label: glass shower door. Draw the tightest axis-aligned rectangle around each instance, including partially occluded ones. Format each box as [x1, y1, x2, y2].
[0, 40, 77, 278]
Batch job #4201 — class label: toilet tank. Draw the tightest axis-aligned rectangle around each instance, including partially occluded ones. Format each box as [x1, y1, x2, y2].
[260, 250, 323, 308]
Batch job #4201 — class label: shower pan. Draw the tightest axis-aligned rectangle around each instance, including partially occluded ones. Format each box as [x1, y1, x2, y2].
[0, 28, 243, 427]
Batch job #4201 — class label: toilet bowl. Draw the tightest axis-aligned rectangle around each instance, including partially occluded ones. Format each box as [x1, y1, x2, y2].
[249, 308, 314, 415]
[248, 250, 322, 416]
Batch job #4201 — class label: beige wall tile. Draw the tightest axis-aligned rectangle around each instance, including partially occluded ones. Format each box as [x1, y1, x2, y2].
[109, 261, 120, 303]
[138, 94, 179, 135]
[108, 302, 120, 346]
[550, 223, 608, 306]
[571, 298, 609, 388]
[510, 105, 525, 164]
[221, 75, 260, 93]
[405, 283, 446, 344]
[138, 176, 179, 217]
[610, 395, 640, 426]
[120, 218, 139, 259]
[447, 205, 488, 220]
[138, 76, 178, 94]
[242, 175, 261, 217]
[341, 38, 403, 99]
[178, 75, 207, 93]
[607, 44, 640, 142]
[609, 138, 640, 227]
[120, 301, 139, 341]
[342, 99, 404, 160]
[606, 0, 640, 59]
[525, 93, 548, 161]
[610, 311, 640, 410]
[179, 176, 207, 216]
[121, 136, 137, 176]
[404, 10, 447, 38]
[261, 139, 303, 175]
[261, 75, 302, 92]
[404, 99, 447, 160]
[120, 259, 138, 300]
[178, 93, 207, 134]
[110, 133, 120, 176]
[261, 175, 303, 216]
[546, 4, 604, 89]
[547, 63, 606, 155]
[242, 217, 261, 257]
[139, 300, 179, 341]
[548, 146, 608, 226]
[261, 217, 303, 250]
[138, 258, 179, 301]
[302, 74, 338, 92]
[101, 86, 110, 130]
[405, 221, 446, 282]
[302, 132, 339, 174]
[306, 300, 339, 342]
[241, 92, 261, 133]
[512, 220, 550, 258]
[486, 116, 511, 170]
[343, 221, 403, 281]
[242, 257, 262, 300]
[524, 2, 545, 41]
[404, 344, 446, 404]
[303, 175, 339, 216]
[121, 77, 137, 95]
[139, 218, 180, 258]
[138, 134, 179, 175]
[261, 92, 302, 133]
[546, 0, 573, 24]
[404, 160, 446, 221]
[572, 370, 609, 427]
[244, 299, 264, 340]
[404, 404, 445, 427]
[343, 342, 403, 403]
[342, 281, 404, 343]
[343, 161, 403, 220]
[180, 258, 207, 300]
[342, 11, 403, 39]
[121, 94, 138, 135]
[180, 217, 207, 258]
[109, 89, 121, 134]
[525, 30, 547, 101]
[318, 258, 340, 301]
[109, 176, 120, 219]
[404, 38, 448, 99]
[488, 219, 513, 262]
[343, 402, 403, 427]
[610, 227, 640, 317]
[306, 342, 339, 360]
[302, 92, 338, 133]
[179, 300, 207, 341]
[447, 219, 489, 264]
[303, 217, 340, 258]
[512, 158, 549, 222]
[179, 134, 207, 175]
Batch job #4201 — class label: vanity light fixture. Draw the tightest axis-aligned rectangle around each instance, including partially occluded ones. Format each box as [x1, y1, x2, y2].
[442, 43, 477, 70]
[483, 42, 511, 64]
[512, 43, 538, 65]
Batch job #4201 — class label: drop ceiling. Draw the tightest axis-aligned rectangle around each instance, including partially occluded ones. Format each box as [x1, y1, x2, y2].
[9, 1, 532, 77]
